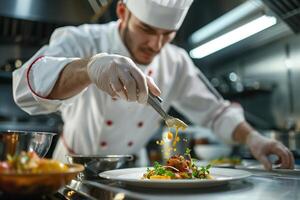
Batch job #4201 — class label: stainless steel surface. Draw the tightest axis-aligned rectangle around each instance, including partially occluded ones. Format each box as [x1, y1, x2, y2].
[0, 0, 93, 24]
[66, 154, 134, 179]
[288, 35, 300, 129]
[238, 166, 300, 177]
[0, 130, 56, 160]
[263, 0, 300, 33]
[206, 31, 300, 155]
[64, 180, 144, 200]
[210, 33, 300, 131]
[62, 173, 300, 200]
[189, 2, 292, 68]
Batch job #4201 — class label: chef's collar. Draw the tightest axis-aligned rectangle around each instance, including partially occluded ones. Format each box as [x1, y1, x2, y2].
[110, 21, 151, 71]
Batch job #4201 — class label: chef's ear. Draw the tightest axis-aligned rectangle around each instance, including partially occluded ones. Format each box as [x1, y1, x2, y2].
[116, 1, 129, 23]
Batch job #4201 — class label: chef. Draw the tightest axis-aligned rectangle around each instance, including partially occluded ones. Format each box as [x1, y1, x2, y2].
[13, 0, 294, 170]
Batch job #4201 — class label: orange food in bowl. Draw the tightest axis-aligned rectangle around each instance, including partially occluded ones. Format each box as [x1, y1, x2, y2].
[0, 151, 84, 195]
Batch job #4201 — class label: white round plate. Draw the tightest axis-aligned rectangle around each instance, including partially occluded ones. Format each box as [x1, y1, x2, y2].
[99, 167, 251, 188]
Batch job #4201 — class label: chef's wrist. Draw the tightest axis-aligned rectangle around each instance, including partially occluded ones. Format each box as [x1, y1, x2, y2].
[232, 121, 255, 145]
[47, 58, 92, 100]
[77, 58, 92, 85]
[245, 130, 260, 146]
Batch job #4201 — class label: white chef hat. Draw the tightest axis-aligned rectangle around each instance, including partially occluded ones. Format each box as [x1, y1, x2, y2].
[124, 0, 194, 30]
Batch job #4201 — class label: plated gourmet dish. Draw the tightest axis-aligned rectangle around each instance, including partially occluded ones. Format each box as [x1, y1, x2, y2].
[146, 116, 213, 180]
[143, 149, 212, 180]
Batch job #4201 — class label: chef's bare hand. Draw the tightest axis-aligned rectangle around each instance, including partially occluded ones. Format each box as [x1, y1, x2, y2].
[246, 131, 294, 170]
[87, 53, 161, 103]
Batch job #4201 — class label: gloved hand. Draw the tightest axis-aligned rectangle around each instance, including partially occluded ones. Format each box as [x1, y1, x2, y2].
[87, 53, 161, 103]
[246, 131, 295, 170]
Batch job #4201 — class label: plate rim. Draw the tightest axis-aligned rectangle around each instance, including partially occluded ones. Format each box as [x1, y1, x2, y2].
[99, 167, 252, 184]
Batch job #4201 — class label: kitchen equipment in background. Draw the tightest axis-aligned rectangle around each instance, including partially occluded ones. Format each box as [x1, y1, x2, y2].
[193, 144, 232, 160]
[0, 0, 94, 25]
[66, 154, 134, 180]
[188, 0, 292, 62]
[0, 0, 116, 46]
[262, 0, 300, 33]
[0, 16, 61, 46]
[0, 62, 63, 157]
[212, 72, 275, 97]
[0, 58, 24, 72]
[0, 130, 56, 160]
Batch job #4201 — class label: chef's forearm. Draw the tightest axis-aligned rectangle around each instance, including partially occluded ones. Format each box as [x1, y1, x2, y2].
[48, 58, 91, 100]
[232, 121, 255, 144]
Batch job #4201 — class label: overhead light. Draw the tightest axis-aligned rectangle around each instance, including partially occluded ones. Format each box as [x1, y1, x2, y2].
[189, 15, 277, 59]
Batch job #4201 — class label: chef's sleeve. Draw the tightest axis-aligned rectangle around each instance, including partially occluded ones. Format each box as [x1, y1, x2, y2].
[12, 26, 87, 115]
[171, 49, 245, 144]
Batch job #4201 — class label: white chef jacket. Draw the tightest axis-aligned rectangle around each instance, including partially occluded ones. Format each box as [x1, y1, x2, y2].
[12, 21, 245, 162]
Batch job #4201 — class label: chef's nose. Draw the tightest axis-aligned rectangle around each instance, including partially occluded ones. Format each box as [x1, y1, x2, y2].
[148, 34, 163, 52]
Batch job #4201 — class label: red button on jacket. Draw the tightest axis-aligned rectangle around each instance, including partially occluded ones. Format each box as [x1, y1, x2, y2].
[106, 120, 113, 126]
[137, 121, 143, 128]
[128, 141, 133, 147]
[147, 69, 153, 76]
[100, 141, 107, 147]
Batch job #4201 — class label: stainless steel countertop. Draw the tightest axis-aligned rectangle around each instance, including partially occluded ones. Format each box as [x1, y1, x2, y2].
[62, 172, 300, 200]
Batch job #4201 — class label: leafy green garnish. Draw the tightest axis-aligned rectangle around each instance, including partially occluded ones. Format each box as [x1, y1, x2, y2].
[184, 148, 191, 156]
[165, 170, 175, 178]
[152, 161, 175, 177]
[153, 161, 165, 175]
[192, 170, 198, 178]
[199, 164, 211, 174]
[184, 147, 194, 168]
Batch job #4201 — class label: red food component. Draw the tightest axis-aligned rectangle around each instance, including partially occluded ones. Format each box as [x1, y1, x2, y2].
[166, 155, 190, 172]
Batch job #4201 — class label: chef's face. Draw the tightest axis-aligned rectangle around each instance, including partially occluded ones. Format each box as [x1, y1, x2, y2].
[117, 2, 176, 65]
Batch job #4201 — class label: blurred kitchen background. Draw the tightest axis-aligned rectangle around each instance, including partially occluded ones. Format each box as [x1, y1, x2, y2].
[0, 0, 300, 163]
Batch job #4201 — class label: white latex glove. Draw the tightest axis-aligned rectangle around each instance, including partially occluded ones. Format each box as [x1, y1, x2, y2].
[246, 131, 295, 170]
[87, 53, 161, 103]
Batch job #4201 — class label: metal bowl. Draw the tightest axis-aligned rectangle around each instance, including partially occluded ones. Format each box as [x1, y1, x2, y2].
[66, 154, 134, 179]
[0, 130, 56, 160]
